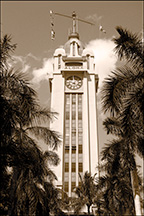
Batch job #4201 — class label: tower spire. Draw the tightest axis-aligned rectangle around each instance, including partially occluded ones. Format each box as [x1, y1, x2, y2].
[50, 10, 95, 40]
[69, 11, 79, 39]
[72, 11, 76, 33]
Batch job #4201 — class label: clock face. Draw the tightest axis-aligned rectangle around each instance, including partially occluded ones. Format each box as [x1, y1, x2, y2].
[66, 76, 82, 90]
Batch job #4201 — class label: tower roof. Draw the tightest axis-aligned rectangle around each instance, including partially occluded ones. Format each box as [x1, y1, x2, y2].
[53, 11, 95, 58]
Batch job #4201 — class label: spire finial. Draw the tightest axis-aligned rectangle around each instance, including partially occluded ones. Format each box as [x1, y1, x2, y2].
[68, 11, 79, 39]
[72, 11, 76, 33]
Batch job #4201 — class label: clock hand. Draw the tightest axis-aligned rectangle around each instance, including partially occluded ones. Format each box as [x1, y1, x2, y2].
[72, 76, 75, 84]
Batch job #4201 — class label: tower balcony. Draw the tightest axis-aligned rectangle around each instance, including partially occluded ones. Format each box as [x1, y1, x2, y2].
[62, 56, 86, 70]
[65, 65, 83, 70]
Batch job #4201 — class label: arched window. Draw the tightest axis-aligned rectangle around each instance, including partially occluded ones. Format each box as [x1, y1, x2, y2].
[86, 54, 90, 69]
[58, 54, 61, 69]
[73, 42, 75, 56]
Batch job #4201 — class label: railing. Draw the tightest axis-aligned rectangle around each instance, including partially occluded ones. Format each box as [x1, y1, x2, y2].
[65, 65, 83, 69]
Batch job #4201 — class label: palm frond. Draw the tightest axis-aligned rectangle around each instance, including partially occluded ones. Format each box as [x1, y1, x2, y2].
[73, 171, 96, 214]
[101, 139, 122, 162]
[26, 126, 61, 150]
[120, 84, 144, 137]
[114, 26, 143, 68]
[29, 107, 58, 126]
[46, 168, 58, 182]
[1, 34, 62, 216]
[43, 150, 60, 166]
[100, 26, 143, 215]
[136, 137, 144, 158]
[101, 72, 120, 114]
[0, 34, 17, 70]
[103, 117, 123, 136]
[101, 66, 143, 114]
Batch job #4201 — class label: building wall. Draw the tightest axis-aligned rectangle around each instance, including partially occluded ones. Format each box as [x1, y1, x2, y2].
[49, 37, 99, 197]
[50, 73, 64, 186]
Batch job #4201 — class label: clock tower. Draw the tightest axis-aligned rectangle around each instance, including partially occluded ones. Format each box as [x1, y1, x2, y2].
[49, 12, 99, 198]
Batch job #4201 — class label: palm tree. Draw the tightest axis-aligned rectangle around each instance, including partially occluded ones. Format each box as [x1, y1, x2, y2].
[72, 171, 96, 215]
[8, 150, 60, 216]
[43, 181, 69, 216]
[101, 26, 144, 215]
[0, 34, 62, 215]
[0, 68, 61, 216]
[97, 140, 138, 215]
[0, 34, 17, 70]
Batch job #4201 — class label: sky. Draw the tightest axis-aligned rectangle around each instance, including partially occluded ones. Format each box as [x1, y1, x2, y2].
[1, 1, 143, 168]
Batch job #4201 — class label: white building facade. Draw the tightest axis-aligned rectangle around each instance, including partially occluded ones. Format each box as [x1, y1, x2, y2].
[49, 12, 99, 198]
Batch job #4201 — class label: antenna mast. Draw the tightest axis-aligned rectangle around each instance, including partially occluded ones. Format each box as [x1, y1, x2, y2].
[50, 10, 95, 40]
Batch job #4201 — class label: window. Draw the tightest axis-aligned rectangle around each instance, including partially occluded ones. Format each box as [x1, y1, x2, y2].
[72, 136, 76, 145]
[72, 131, 76, 136]
[72, 163, 76, 172]
[65, 136, 69, 145]
[72, 120, 76, 128]
[78, 145, 82, 154]
[72, 112, 76, 120]
[65, 100, 70, 145]
[72, 94, 76, 104]
[65, 146, 69, 154]
[49, 80, 52, 93]
[72, 149, 76, 154]
[66, 111, 69, 119]
[78, 132, 82, 144]
[72, 146, 76, 154]
[86, 54, 90, 69]
[66, 94, 70, 105]
[71, 182, 76, 192]
[78, 95, 82, 121]
[58, 55, 61, 69]
[65, 149, 69, 154]
[78, 112, 82, 120]
[65, 163, 69, 172]
[72, 96, 76, 120]
[72, 128, 76, 133]
[78, 120, 82, 128]
[65, 119, 69, 126]
[64, 182, 69, 192]
[73, 42, 75, 56]
[78, 94, 82, 102]
[64, 93, 83, 178]
[78, 163, 83, 172]
[65, 128, 69, 135]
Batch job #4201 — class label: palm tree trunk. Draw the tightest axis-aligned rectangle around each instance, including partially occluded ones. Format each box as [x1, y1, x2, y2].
[130, 169, 142, 216]
[8, 167, 19, 216]
[87, 205, 90, 216]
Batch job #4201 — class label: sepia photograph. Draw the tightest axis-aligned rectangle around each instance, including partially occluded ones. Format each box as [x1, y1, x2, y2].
[1, 1, 143, 215]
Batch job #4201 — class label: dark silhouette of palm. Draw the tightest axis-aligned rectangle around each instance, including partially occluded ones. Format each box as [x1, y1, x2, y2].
[0, 35, 63, 216]
[72, 171, 96, 215]
[100, 26, 144, 215]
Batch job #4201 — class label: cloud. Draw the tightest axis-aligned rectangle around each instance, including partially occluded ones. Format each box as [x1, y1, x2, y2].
[8, 54, 41, 80]
[8, 53, 54, 105]
[27, 53, 40, 60]
[8, 39, 117, 108]
[85, 38, 118, 89]
[85, 13, 103, 24]
[85, 38, 118, 121]
[31, 58, 54, 89]
[9, 39, 117, 91]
